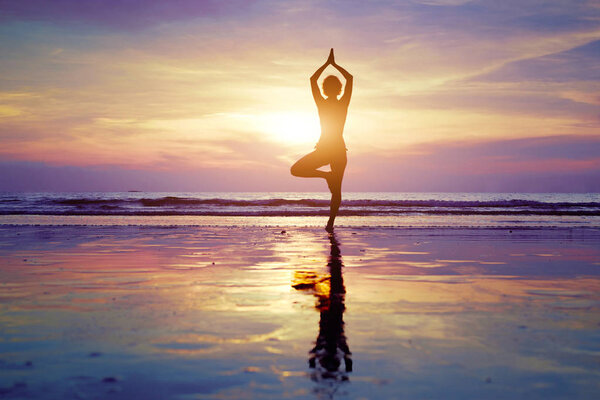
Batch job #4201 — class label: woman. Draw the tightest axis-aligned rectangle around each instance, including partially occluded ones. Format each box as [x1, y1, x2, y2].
[290, 48, 353, 232]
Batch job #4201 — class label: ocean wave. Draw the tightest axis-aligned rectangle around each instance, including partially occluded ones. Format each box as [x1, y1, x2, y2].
[47, 196, 600, 209]
[1, 194, 599, 217]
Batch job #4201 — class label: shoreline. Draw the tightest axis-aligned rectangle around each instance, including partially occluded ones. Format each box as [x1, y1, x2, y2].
[2, 214, 599, 229]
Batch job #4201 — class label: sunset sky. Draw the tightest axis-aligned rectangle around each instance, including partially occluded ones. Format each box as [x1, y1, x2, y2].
[1, 0, 599, 192]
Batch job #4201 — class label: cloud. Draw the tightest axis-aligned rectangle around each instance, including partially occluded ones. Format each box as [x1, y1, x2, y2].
[1, 0, 599, 192]
[0, 159, 299, 192]
[345, 135, 600, 192]
[0, 0, 256, 30]
[473, 40, 600, 83]
[412, 0, 474, 6]
[2, 135, 598, 192]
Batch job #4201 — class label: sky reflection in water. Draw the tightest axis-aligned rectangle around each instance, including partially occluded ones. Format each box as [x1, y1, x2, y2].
[0, 226, 599, 399]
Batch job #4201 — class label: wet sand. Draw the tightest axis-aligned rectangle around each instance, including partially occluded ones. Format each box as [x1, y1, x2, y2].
[1, 225, 599, 399]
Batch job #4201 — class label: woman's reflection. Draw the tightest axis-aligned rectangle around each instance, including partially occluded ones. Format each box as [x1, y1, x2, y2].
[293, 232, 352, 382]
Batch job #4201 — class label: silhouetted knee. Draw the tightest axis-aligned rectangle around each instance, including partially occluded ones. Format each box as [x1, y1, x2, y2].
[290, 163, 300, 177]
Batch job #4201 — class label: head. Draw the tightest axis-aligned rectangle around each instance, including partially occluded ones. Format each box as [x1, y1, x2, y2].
[322, 75, 342, 98]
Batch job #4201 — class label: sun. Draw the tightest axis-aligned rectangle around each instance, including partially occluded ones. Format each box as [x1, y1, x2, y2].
[259, 111, 320, 146]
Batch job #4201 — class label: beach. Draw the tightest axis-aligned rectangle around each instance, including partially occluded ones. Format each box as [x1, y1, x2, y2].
[1, 223, 599, 399]
[3, 0, 600, 398]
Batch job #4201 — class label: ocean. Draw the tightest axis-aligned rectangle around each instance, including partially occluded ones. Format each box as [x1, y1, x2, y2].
[1, 192, 599, 228]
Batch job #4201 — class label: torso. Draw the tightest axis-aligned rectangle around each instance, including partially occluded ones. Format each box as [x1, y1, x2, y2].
[316, 98, 348, 151]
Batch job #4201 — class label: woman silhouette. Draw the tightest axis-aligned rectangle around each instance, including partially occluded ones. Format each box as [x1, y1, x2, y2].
[291, 49, 353, 232]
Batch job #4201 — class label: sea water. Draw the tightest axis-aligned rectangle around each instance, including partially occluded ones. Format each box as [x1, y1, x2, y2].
[1, 192, 599, 228]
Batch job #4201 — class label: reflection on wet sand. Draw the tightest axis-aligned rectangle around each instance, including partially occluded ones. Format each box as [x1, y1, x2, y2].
[2, 226, 600, 398]
[293, 233, 352, 387]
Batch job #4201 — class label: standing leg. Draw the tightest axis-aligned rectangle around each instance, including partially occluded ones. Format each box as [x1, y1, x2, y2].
[325, 151, 347, 232]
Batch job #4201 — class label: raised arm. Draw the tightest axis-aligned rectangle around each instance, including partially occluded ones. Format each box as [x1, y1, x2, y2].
[332, 61, 353, 105]
[310, 49, 334, 104]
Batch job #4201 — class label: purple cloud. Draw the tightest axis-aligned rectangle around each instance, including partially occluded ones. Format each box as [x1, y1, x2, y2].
[0, 0, 256, 30]
[345, 135, 600, 192]
[473, 40, 600, 83]
[2, 135, 599, 192]
[0, 160, 297, 192]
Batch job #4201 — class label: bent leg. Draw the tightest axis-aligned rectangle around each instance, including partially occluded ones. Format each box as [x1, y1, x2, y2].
[326, 151, 347, 232]
[290, 150, 329, 179]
